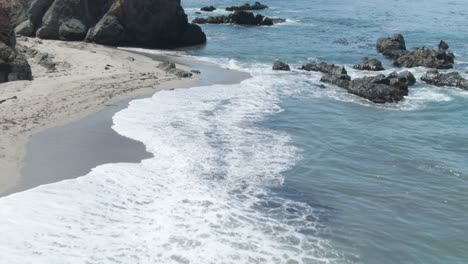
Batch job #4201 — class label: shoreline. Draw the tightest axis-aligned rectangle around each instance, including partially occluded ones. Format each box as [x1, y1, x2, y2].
[0, 38, 199, 195]
[0, 39, 250, 197]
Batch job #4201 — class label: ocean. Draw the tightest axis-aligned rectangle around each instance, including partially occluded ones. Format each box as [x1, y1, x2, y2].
[1, 0, 467, 263]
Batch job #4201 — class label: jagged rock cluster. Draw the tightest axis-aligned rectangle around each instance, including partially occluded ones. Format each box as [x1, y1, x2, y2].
[192, 2, 284, 26]
[300, 62, 415, 103]
[0, 6, 32, 83]
[193, 11, 285, 26]
[377, 35, 454, 69]
[4, 0, 206, 48]
[225, 2, 268, 11]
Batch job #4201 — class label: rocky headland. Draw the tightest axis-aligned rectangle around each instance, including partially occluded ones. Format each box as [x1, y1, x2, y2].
[3, 0, 206, 48]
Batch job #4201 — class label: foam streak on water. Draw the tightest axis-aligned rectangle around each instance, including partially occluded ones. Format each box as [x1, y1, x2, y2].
[0, 68, 346, 263]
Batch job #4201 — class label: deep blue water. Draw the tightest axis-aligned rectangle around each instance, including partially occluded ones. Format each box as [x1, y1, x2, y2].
[183, 0, 468, 263]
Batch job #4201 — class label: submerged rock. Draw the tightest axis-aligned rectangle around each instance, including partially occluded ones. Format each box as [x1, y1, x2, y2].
[394, 47, 454, 69]
[226, 2, 268, 11]
[421, 70, 468, 90]
[272, 61, 290, 71]
[376, 34, 408, 59]
[353, 57, 384, 71]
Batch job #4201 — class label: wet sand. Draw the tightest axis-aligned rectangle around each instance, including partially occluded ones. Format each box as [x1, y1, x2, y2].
[1, 57, 249, 197]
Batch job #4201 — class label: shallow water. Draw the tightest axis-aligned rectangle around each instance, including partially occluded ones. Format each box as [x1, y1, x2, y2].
[0, 0, 467, 263]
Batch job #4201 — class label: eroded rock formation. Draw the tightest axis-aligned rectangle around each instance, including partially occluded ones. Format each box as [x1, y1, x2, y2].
[4, 0, 206, 48]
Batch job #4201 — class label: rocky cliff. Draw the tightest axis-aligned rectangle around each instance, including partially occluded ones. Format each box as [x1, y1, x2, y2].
[0, 3, 32, 83]
[4, 0, 206, 48]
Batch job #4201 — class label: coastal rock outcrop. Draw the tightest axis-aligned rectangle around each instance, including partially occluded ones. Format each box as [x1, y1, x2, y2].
[421, 70, 468, 90]
[353, 57, 384, 71]
[193, 11, 284, 26]
[0, 7, 32, 83]
[4, 0, 207, 48]
[376, 34, 408, 59]
[388, 70, 416, 86]
[201, 6, 216, 12]
[394, 46, 454, 69]
[226, 2, 268, 11]
[272, 61, 290, 71]
[348, 74, 409, 103]
[300, 62, 413, 103]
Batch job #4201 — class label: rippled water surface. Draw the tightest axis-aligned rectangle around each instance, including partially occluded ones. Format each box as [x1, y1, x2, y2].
[0, 0, 467, 263]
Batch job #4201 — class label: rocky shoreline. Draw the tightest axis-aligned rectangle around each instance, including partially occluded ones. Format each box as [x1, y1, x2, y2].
[273, 34, 466, 104]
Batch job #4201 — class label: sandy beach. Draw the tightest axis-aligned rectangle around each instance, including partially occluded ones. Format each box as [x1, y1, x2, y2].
[0, 38, 198, 194]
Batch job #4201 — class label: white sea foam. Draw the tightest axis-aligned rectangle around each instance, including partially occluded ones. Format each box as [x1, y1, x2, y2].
[0, 60, 346, 263]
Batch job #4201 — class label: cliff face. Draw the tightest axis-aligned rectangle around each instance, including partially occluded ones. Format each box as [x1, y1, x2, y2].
[0, 4, 32, 83]
[4, 0, 206, 48]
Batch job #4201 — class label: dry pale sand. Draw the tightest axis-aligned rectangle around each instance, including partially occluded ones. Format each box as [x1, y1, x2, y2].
[0, 38, 197, 193]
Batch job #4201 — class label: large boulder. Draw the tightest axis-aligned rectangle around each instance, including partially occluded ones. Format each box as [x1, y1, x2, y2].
[59, 18, 87, 40]
[300, 62, 352, 89]
[388, 70, 416, 86]
[348, 74, 409, 103]
[272, 61, 290, 71]
[376, 34, 408, 59]
[0, 6, 32, 84]
[15, 20, 35, 36]
[394, 47, 454, 69]
[353, 57, 384, 71]
[421, 70, 468, 90]
[88, 0, 206, 48]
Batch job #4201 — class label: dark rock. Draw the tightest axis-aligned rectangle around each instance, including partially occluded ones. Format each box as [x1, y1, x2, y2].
[15, 20, 35, 37]
[27, 0, 55, 28]
[4, 0, 206, 48]
[272, 61, 290, 71]
[226, 2, 268, 11]
[201, 6, 216, 12]
[190, 70, 201, 74]
[86, 15, 124, 46]
[421, 70, 468, 90]
[394, 47, 454, 69]
[0, 7, 32, 83]
[36, 52, 56, 71]
[300, 62, 351, 89]
[353, 57, 384, 71]
[376, 34, 408, 59]
[175, 70, 192, 78]
[89, 0, 207, 48]
[348, 74, 409, 103]
[158, 61, 176, 71]
[388, 70, 416, 86]
[192, 11, 284, 26]
[300, 62, 345, 75]
[58, 18, 87, 41]
[439, 40, 449, 52]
